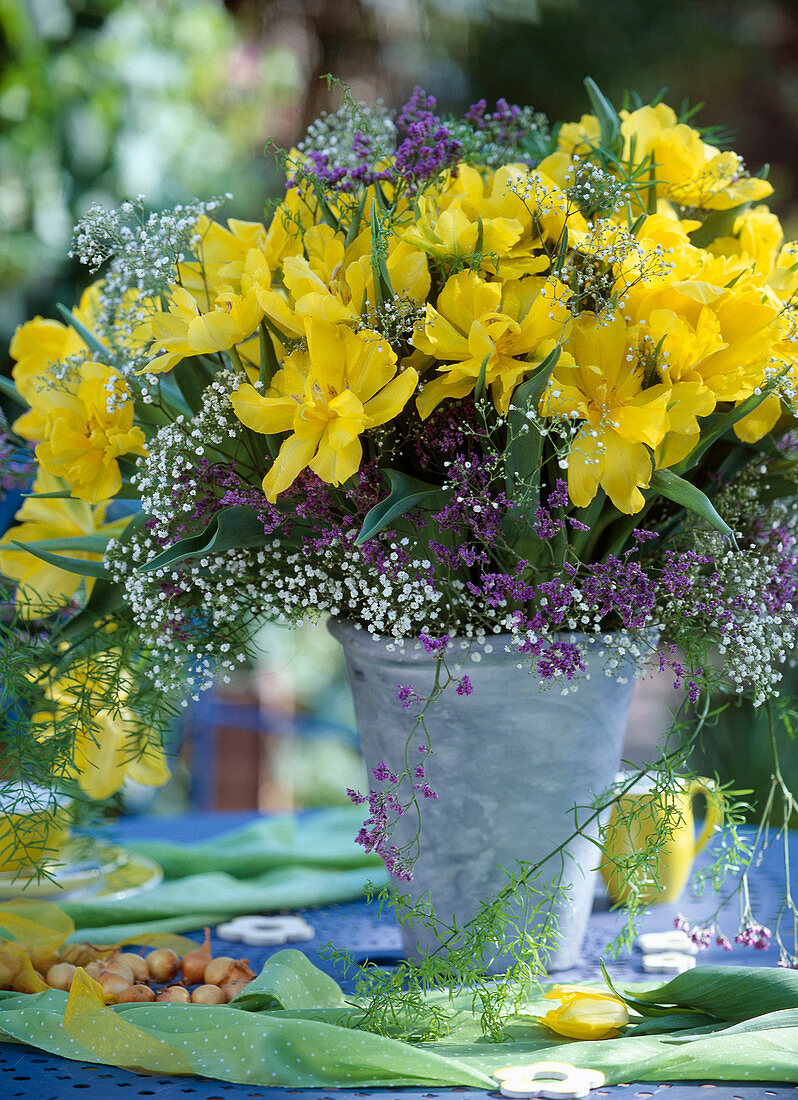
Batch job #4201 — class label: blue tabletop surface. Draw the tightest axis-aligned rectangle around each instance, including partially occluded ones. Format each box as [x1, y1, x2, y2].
[0, 811, 796, 1100]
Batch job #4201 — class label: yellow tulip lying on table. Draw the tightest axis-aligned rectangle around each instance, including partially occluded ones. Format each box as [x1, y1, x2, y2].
[540, 986, 630, 1040]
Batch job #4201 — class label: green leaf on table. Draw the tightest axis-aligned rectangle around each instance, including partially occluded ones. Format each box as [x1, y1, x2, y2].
[355, 471, 446, 546]
[650, 468, 734, 542]
[230, 949, 346, 1012]
[9, 541, 110, 579]
[630, 964, 798, 1022]
[137, 505, 270, 572]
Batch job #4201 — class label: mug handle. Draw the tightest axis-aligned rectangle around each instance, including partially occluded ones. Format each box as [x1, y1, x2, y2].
[689, 778, 723, 855]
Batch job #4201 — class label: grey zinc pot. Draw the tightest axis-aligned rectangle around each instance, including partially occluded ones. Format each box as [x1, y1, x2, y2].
[329, 620, 644, 973]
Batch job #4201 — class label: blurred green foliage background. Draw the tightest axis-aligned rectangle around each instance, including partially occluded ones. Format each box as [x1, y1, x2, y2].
[3, 0, 798, 814]
[4, 0, 798, 351]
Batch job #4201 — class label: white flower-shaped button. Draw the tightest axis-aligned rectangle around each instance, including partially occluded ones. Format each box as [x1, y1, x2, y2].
[641, 951, 696, 973]
[216, 915, 315, 946]
[493, 1062, 605, 1099]
[637, 930, 698, 955]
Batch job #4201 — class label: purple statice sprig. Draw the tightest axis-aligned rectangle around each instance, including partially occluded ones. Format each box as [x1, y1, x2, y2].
[348, 753, 437, 880]
[674, 915, 772, 953]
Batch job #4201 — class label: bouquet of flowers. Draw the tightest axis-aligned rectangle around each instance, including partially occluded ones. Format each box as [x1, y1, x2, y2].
[3, 79, 798, 1026]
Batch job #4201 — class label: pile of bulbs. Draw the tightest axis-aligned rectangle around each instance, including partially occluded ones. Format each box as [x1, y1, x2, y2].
[44, 929, 255, 1004]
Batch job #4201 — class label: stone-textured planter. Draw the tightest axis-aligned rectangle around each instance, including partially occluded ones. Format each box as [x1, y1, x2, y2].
[330, 621, 646, 972]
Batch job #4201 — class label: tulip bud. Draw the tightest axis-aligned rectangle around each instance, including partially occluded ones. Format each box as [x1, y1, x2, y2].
[541, 985, 629, 1040]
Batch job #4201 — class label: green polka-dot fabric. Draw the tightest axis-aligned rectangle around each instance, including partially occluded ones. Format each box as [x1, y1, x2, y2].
[58, 807, 388, 944]
[1, 951, 797, 1086]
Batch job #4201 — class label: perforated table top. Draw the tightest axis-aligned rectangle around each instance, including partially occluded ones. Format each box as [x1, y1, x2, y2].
[1, 811, 796, 1099]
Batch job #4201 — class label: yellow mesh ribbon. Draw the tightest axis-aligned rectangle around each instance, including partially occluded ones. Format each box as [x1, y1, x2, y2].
[0, 899, 75, 954]
[63, 968, 194, 1076]
[0, 941, 49, 992]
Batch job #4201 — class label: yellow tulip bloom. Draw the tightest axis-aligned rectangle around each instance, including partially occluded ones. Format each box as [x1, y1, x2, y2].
[256, 223, 430, 339]
[414, 269, 571, 417]
[620, 103, 773, 211]
[178, 215, 270, 303]
[33, 659, 169, 801]
[541, 985, 629, 1040]
[146, 251, 269, 374]
[541, 313, 670, 513]
[10, 284, 103, 442]
[33, 363, 147, 504]
[231, 320, 418, 500]
[0, 470, 128, 619]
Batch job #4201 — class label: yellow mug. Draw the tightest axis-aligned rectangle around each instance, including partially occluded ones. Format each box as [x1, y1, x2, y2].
[600, 775, 723, 905]
[0, 785, 71, 874]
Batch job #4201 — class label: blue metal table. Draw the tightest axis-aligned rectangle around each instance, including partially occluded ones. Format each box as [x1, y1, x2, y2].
[0, 811, 796, 1100]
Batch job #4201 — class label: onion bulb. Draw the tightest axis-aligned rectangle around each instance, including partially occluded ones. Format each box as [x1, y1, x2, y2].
[220, 977, 252, 1002]
[203, 955, 235, 986]
[180, 928, 211, 986]
[156, 984, 190, 1003]
[190, 984, 226, 1005]
[204, 956, 255, 986]
[117, 953, 149, 983]
[100, 960, 135, 984]
[59, 943, 105, 967]
[116, 984, 156, 1003]
[97, 971, 133, 1000]
[0, 956, 19, 989]
[145, 948, 179, 983]
[45, 962, 76, 991]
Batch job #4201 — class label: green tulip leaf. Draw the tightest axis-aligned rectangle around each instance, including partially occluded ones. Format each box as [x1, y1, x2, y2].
[650, 468, 734, 542]
[56, 304, 110, 359]
[10, 542, 111, 579]
[630, 965, 798, 1022]
[355, 471, 446, 546]
[137, 505, 270, 572]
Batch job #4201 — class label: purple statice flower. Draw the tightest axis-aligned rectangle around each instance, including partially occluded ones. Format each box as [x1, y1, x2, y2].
[344, 459, 384, 515]
[420, 632, 450, 655]
[735, 923, 772, 950]
[456, 674, 473, 696]
[372, 761, 398, 784]
[674, 916, 713, 949]
[347, 788, 366, 805]
[397, 683, 417, 709]
[414, 399, 475, 467]
[533, 506, 561, 539]
[393, 86, 462, 194]
[716, 933, 733, 951]
[429, 453, 512, 557]
[464, 96, 534, 147]
[778, 957, 798, 969]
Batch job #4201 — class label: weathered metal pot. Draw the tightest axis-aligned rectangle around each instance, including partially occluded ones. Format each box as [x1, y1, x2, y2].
[330, 620, 646, 972]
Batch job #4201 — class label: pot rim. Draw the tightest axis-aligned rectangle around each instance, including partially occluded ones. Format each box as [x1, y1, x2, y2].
[327, 616, 659, 666]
